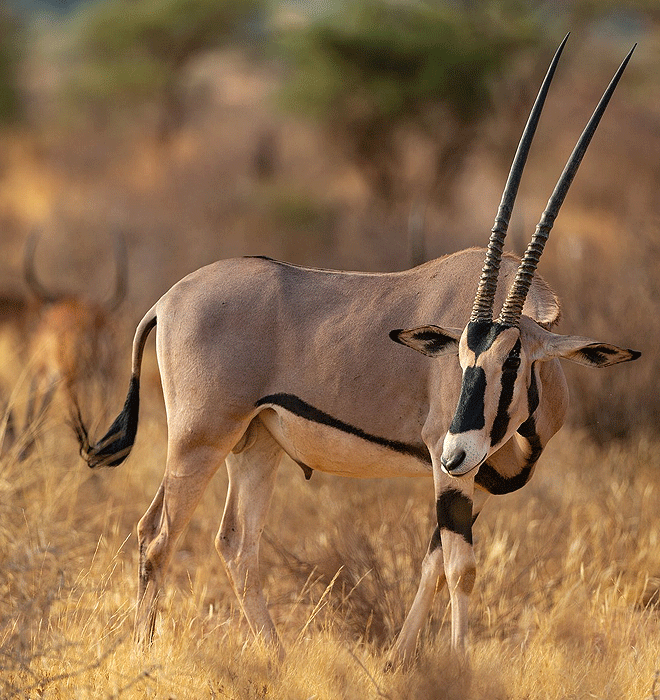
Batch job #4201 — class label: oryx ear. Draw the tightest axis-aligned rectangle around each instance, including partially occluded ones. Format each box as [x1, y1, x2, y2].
[389, 325, 462, 357]
[544, 334, 641, 367]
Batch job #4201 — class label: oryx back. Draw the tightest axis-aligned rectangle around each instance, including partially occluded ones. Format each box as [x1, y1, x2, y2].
[152, 249, 559, 479]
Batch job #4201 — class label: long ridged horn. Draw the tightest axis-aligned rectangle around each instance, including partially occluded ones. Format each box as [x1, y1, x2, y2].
[105, 231, 128, 312]
[470, 34, 569, 323]
[498, 45, 636, 328]
[23, 231, 60, 304]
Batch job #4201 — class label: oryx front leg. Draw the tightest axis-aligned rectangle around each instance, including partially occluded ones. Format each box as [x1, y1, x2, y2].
[390, 482, 477, 665]
[438, 486, 476, 654]
[135, 445, 225, 647]
[215, 420, 283, 658]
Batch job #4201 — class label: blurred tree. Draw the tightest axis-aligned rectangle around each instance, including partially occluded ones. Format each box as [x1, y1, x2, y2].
[278, 0, 543, 208]
[73, 0, 266, 138]
[0, 4, 23, 126]
[571, 0, 660, 25]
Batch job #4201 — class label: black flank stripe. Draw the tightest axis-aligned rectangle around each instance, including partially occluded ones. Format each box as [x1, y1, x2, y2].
[256, 393, 431, 465]
[437, 489, 473, 545]
[449, 366, 486, 434]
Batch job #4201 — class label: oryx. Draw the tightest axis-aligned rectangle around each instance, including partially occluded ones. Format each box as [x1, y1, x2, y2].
[74, 38, 640, 664]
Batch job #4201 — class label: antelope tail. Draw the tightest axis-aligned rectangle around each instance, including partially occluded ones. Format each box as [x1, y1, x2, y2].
[72, 307, 157, 468]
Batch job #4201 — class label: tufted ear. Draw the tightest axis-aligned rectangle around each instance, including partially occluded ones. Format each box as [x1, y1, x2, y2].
[390, 325, 462, 358]
[538, 331, 641, 367]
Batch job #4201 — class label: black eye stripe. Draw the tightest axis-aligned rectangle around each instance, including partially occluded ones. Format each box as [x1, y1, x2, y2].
[502, 339, 522, 371]
[449, 366, 486, 434]
[452, 330, 526, 439]
[490, 362, 518, 446]
[490, 339, 522, 446]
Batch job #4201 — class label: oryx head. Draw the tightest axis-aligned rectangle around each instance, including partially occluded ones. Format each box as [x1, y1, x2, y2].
[392, 37, 640, 478]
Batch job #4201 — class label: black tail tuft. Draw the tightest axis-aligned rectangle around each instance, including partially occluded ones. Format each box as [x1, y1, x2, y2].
[71, 376, 141, 468]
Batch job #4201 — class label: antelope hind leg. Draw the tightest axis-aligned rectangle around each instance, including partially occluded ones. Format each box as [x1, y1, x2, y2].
[134, 444, 228, 646]
[215, 419, 284, 659]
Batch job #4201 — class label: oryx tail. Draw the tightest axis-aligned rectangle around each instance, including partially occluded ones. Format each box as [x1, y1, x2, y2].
[74, 307, 157, 468]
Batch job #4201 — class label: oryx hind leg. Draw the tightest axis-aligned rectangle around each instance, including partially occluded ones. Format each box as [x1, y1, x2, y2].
[135, 432, 244, 646]
[215, 418, 284, 658]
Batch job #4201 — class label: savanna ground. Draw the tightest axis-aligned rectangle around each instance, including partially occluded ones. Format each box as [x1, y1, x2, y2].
[2, 371, 660, 699]
[2, 17, 660, 700]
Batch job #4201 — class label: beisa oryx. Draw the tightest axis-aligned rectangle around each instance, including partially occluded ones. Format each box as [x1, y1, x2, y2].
[74, 37, 640, 664]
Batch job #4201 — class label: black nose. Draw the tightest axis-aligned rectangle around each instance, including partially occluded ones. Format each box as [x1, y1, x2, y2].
[441, 449, 466, 474]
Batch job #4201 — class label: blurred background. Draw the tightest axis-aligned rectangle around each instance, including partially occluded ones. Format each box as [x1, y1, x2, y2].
[0, 0, 657, 440]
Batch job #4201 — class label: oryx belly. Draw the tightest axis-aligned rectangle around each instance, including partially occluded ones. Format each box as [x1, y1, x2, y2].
[255, 397, 432, 479]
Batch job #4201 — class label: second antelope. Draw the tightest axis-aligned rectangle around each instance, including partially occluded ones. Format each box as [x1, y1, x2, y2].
[6, 233, 127, 455]
[74, 39, 640, 664]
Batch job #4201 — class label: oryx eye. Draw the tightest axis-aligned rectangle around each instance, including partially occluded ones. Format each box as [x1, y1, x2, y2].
[503, 354, 521, 372]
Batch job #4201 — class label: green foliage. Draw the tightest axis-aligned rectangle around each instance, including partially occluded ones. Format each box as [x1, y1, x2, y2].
[281, 1, 531, 122]
[84, 0, 264, 68]
[71, 0, 265, 117]
[0, 6, 23, 125]
[278, 0, 542, 202]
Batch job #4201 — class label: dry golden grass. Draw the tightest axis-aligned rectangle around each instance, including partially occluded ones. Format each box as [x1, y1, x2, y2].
[2, 377, 660, 699]
[0, 31, 659, 699]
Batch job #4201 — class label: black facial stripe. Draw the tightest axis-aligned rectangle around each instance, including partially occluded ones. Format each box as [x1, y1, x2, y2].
[527, 362, 540, 415]
[490, 339, 522, 447]
[466, 321, 508, 357]
[517, 362, 539, 438]
[437, 489, 473, 545]
[255, 393, 431, 464]
[521, 423, 544, 465]
[478, 360, 544, 495]
[490, 366, 516, 446]
[449, 366, 486, 434]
